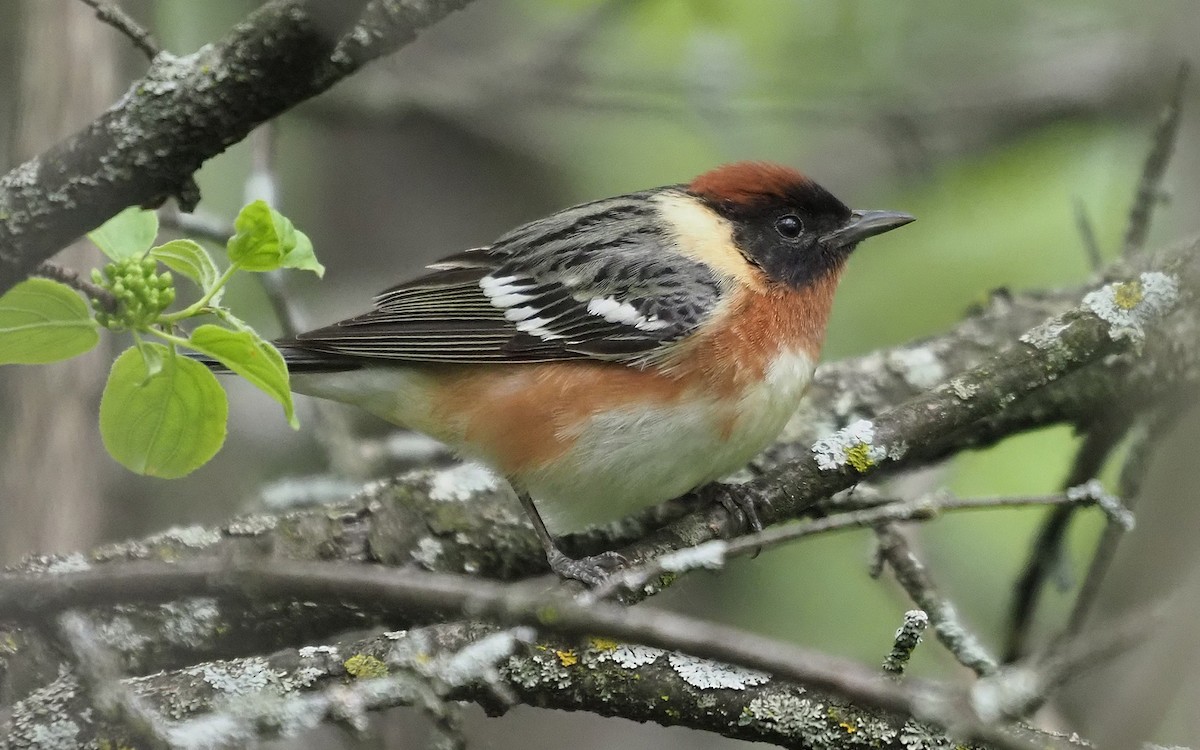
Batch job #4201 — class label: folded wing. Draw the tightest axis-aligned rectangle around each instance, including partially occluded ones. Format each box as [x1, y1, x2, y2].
[284, 190, 725, 365]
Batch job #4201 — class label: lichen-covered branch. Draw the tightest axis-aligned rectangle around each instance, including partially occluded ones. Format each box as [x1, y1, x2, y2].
[1, 557, 1093, 750]
[6, 620, 1013, 750]
[0, 0, 474, 293]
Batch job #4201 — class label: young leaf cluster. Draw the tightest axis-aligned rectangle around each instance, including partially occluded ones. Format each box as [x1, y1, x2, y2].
[0, 201, 323, 478]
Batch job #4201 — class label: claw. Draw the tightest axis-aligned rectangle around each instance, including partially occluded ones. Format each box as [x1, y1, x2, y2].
[708, 484, 770, 534]
[546, 549, 627, 586]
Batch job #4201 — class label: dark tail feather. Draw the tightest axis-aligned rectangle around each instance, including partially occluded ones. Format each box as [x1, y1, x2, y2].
[188, 344, 363, 374]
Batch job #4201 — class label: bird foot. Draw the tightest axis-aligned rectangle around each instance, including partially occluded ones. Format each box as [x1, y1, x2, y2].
[546, 548, 627, 586]
[706, 483, 770, 535]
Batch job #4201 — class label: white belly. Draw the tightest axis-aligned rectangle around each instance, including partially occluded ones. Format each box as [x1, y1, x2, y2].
[525, 350, 815, 531]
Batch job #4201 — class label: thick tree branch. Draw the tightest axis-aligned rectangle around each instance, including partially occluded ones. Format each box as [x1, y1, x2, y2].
[0, 557, 1092, 750]
[0, 0, 473, 294]
[6, 620, 1005, 750]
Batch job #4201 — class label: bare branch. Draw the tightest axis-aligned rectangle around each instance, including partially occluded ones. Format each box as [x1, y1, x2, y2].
[1004, 418, 1128, 662]
[875, 524, 999, 676]
[32, 260, 116, 311]
[1065, 409, 1180, 636]
[76, 0, 160, 61]
[597, 491, 1099, 600]
[1073, 197, 1103, 271]
[1123, 62, 1189, 256]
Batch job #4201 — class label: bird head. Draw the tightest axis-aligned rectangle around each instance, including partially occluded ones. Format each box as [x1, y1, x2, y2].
[687, 162, 913, 290]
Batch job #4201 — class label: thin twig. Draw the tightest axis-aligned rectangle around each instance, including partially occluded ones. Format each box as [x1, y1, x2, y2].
[876, 524, 999, 676]
[1122, 62, 1189, 256]
[1064, 409, 1180, 636]
[1073, 198, 1103, 271]
[77, 0, 160, 60]
[34, 261, 117, 312]
[595, 491, 1097, 600]
[974, 604, 1161, 725]
[1003, 419, 1127, 662]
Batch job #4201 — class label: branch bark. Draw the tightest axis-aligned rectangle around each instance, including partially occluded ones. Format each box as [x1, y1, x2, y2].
[0, 0, 473, 294]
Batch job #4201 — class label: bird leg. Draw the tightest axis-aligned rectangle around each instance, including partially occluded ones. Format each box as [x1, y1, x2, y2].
[516, 491, 625, 585]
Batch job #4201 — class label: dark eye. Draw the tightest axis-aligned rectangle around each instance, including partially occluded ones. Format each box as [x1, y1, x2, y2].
[774, 214, 803, 239]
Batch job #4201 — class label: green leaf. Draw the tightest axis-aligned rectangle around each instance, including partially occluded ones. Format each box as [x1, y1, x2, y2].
[280, 229, 324, 277]
[0, 278, 99, 364]
[151, 239, 221, 294]
[227, 200, 291, 271]
[227, 200, 322, 275]
[187, 324, 297, 428]
[88, 207, 159, 260]
[99, 344, 227, 478]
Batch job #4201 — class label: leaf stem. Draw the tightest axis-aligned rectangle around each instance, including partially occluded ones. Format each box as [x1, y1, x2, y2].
[159, 262, 238, 323]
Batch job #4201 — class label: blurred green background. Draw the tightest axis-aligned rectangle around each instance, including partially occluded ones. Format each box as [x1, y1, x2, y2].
[2, 1, 1197, 747]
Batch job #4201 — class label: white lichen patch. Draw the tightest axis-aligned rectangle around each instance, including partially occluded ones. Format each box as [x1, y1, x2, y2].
[299, 645, 341, 660]
[7, 668, 81, 749]
[96, 611, 152, 653]
[738, 691, 820, 734]
[22, 552, 91, 574]
[1068, 479, 1135, 530]
[668, 652, 770, 689]
[887, 347, 946, 389]
[292, 665, 326, 688]
[503, 650, 572, 690]
[437, 627, 535, 687]
[1083, 271, 1179, 343]
[428, 462, 500, 502]
[202, 657, 278, 695]
[223, 514, 279, 536]
[144, 524, 222, 549]
[45, 552, 91, 574]
[410, 536, 444, 568]
[948, 377, 978, 400]
[657, 540, 728, 573]
[594, 643, 664, 669]
[811, 420, 905, 472]
[161, 597, 221, 647]
[1019, 320, 1071, 351]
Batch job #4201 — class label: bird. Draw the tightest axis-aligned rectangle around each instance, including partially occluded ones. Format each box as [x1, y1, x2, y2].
[249, 162, 912, 583]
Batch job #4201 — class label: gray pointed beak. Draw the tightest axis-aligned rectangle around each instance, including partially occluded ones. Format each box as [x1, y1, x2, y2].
[821, 209, 915, 248]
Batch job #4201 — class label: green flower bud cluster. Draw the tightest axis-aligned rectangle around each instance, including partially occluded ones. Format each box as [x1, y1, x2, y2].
[91, 257, 175, 331]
